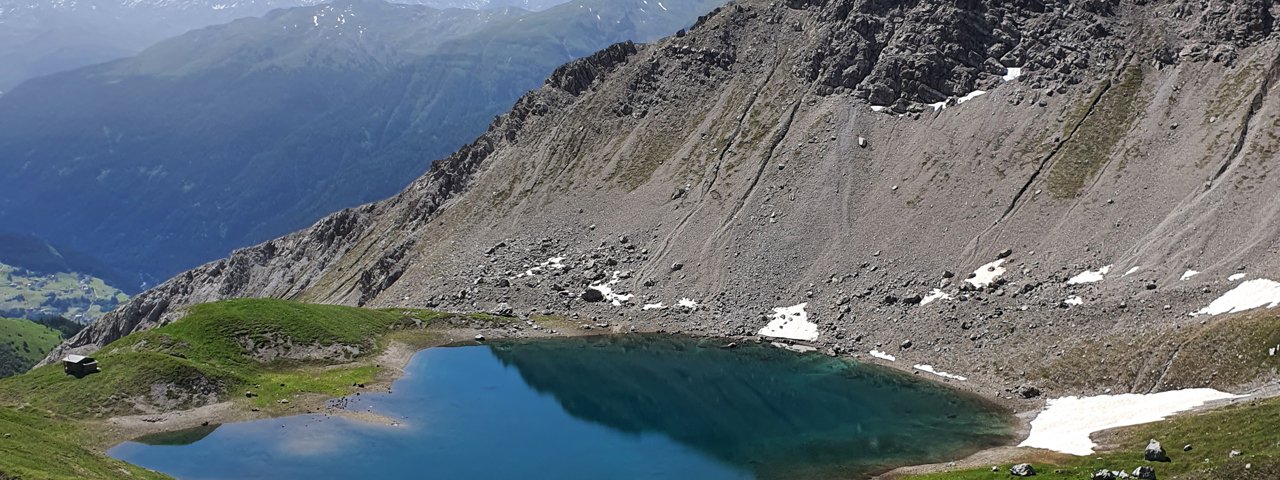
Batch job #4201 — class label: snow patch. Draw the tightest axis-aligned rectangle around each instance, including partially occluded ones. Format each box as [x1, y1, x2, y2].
[1019, 389, 1241, 455]
[913, 364, 967, 381]
[589, 271, 634, 306]
[1229, 273, 1247, 282]
[1193, 279, 1280, 316]
[869, 350, 896, 361]
[1066, 265, 1112, 285]
[642, 303, 666, 311]
[1002, 67, 1023, 81]
[516, 256, 565, 278]
[677, 298, 698, 310]
[772, 342, 817, 354]
[1181, 270, 1200, 281]
[1123, 266, 1141, 277]
[956, 90, 987, 104]
[869, 105, 887, 112]
[966, 259, 1007, 288]
[921, 289, 952, 305]
[1063, 296, 1084, 306]
[758, 303, 818, 341]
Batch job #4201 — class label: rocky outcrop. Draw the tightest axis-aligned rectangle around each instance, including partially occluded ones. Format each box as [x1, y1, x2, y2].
[42, 0, 1280, 398]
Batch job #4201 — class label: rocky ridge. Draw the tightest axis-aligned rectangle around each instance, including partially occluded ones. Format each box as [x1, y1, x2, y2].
[46, 0, 1280, 401]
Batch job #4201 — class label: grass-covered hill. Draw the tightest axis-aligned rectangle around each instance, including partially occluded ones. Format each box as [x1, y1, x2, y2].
[0, 317, 65, 377]
[0, 298, 512, 479]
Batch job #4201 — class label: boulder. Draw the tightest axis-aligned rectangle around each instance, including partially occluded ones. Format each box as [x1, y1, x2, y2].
[1016, 385, 1042, 398]
[1132, 466, 1156, 479]
[1090, 470, 1117, 480]
[581, 288, 606, 302]
[489, 302, 515, 317]
[1010, 463, 1036, 476]
[1145, 439, 1170, 462]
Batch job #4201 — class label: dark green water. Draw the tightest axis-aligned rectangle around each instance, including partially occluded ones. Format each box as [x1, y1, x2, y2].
[110, 335, 1011, 479]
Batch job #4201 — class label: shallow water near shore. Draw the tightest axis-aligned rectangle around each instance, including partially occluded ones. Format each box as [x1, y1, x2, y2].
[109, 334, 1012, 479]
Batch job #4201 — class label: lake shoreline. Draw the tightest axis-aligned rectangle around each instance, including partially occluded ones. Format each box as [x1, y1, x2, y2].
[99, 323, 1164, 479]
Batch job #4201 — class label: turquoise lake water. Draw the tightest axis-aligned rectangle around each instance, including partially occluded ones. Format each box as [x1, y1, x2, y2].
[109, 335, 1012, 479]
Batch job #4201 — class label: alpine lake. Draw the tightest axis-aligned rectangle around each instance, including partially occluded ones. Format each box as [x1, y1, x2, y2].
[109, 334, 1013, 479]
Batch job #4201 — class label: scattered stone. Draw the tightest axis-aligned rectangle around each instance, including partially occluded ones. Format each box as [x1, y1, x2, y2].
[474, 334, 486, 342]
[1132, 466, 1156, 479]
[278, 399, 289, 404]
[1010, 463, 1036, 477]
[900, 339, 913, 349]
[495, 278, 511, 288]
[245, 391, 257, 398]
[581, 288, 606, 302]
[1145, 439, 1170, 462]
[488, 302, 514, 317]
[903, 294, 923, 305]
[671, 262, 684, 271]
[1016, 385, 1042, 398]
[1090, 469, 1118, 480]
[857, 136, 868, 148]
[1183, 444, 1192, 452]
[997, 248, 1014, 259]
[1230, 449, 1242, 457]
[942, 270, 955, 279]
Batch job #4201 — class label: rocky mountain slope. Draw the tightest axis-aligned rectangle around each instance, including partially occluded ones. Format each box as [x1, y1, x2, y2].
[0, 0, 722, 283]
[50, 0, 1280, 399]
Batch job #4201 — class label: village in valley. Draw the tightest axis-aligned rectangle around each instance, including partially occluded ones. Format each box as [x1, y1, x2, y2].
[0, 263, 128, 323]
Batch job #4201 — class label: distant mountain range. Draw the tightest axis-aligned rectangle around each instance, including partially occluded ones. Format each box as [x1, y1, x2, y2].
[0, 0, 571, 91]
[0, 0, 722, 282]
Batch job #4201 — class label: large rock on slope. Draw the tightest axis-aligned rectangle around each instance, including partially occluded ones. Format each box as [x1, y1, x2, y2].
[43, 0, 1280, 397]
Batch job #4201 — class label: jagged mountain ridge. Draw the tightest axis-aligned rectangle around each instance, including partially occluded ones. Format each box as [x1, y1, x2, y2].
[49, 0, 1280, 398]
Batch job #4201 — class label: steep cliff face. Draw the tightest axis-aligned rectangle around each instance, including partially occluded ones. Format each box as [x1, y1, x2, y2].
[48, 0, 1280, 396]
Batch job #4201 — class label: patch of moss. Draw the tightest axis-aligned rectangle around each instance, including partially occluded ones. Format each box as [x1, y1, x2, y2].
[1038, 309, 1280, 393]
[1046, 66, 1145, 198]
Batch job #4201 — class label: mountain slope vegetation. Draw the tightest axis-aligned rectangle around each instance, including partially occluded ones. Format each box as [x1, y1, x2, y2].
[0, 317, 64, 377]
[0, 0, 723, 283]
